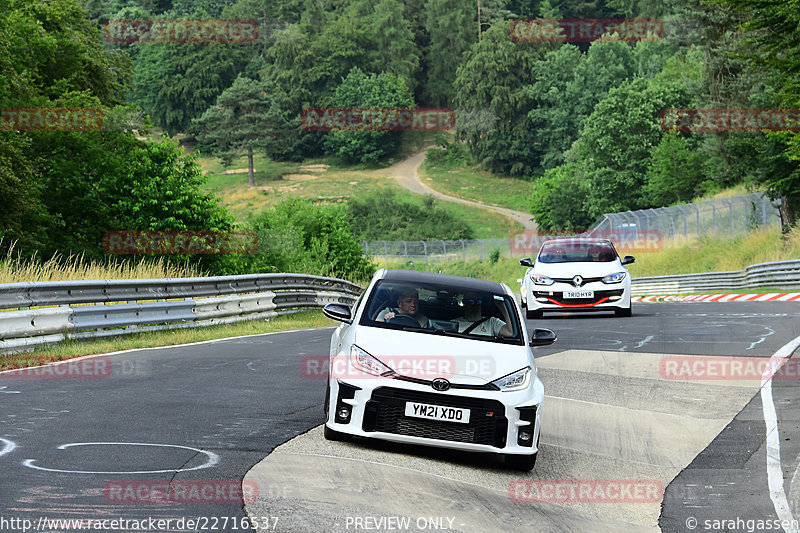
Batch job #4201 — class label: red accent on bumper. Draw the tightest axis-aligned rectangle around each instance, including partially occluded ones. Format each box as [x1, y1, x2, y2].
[545, 297, 611, 308]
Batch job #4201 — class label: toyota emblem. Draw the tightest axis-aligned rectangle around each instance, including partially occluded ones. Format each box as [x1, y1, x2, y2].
[432, 378, 450, 391]
[572, 275, 583, 287]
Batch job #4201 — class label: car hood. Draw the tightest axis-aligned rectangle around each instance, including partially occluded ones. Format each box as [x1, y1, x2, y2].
[532, 261, 623, 278]
[354, 326, 531, 385]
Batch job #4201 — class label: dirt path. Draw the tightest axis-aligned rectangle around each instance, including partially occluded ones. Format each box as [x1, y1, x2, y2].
[387, 150, 537, 230]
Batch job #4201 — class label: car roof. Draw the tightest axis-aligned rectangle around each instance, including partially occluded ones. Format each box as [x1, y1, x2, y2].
[541, 238, 613, 246]
[378, 269, 505, 293]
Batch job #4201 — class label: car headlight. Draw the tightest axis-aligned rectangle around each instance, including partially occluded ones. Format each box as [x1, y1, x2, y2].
[350, 345, 394, 376]
[531, 274, 554, 286]
[602, 272, 627, 284]
[491, 367, 531, 391]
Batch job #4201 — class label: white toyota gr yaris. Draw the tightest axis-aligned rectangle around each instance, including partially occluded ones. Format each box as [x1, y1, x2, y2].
[322, 269, 556, 470]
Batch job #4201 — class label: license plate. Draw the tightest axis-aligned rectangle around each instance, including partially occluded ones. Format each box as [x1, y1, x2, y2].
[563, 290, 594, 299]
[404, 402, 470, 424]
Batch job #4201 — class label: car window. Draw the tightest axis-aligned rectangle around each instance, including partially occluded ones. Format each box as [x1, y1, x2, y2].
[360, 280, 523, 345]
[538, 242, 617, 263]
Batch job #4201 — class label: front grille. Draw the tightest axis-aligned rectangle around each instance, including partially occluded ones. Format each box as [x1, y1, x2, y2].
[362, 387, 507, 448]
[534, 289, 623, 306]
[552, 276, 604, 285]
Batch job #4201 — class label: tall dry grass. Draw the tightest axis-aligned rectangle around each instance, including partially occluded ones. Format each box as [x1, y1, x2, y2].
[0, 244, 203, 284]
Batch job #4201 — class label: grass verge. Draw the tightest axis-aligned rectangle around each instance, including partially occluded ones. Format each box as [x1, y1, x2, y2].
[0, 311, 336, 371]
[418, 160, 533, 213]
[0, 247, 203, 284]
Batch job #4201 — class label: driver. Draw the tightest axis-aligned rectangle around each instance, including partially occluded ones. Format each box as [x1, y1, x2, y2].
[376, 288, 429, 328]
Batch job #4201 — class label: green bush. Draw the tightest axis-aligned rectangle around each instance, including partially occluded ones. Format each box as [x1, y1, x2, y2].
[346, 191, 474, 241]
[244, 199, 375, 280]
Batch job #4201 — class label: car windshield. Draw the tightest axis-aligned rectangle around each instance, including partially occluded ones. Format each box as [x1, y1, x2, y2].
[537, 241, 617, 263]
[360, 280, 523, 345]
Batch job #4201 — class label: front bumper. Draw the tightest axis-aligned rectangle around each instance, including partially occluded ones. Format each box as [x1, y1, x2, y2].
[326, 377, 543, 455]
[526, 282, 629, 311]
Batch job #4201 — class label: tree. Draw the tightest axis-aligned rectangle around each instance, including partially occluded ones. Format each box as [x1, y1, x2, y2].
[573, 76, 690, 215]
[644, 132, 704, 205]
[369, 0, 420, 90]
[719, 0, 800, 228]
[193, 75, 290, 186]
[454, 24, 545, 177]
[423, 0, 475, 106]
[323, 67, 414, 163]
[132, 10, 251, 135]
[529, 163, 595, 231]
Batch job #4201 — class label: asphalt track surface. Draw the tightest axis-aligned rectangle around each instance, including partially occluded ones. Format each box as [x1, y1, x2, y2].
[1, 302, 799, 532]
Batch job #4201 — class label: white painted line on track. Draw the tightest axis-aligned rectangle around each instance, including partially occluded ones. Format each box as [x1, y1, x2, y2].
[0, 438, 17, 458]
[22, 442, 220, 474]
[0, 326, 336, 376]
[761, 334, 800, 532]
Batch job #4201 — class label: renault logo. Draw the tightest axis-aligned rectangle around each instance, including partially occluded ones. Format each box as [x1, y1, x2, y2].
[572, 275, 583, 287]
[432, 378, 450, 391]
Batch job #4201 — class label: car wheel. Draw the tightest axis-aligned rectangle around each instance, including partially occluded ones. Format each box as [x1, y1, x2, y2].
[615, 306, 632, 317]
[324, 424, 352, 442]
[526, 308, 542, 319]
[505, 452, 537, 471]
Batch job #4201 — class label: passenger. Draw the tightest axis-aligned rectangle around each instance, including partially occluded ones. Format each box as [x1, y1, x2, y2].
[455, 292, 513, 337]
[376, 288, 429, 328]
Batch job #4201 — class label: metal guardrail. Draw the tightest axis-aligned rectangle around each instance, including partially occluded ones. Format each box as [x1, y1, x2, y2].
[631, 260, 800, 295]
[0, 274, 363, 354]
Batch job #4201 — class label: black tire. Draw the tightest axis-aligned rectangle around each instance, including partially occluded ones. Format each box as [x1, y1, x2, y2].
[615, 305, 632, 317]
[505, 452, 537, 471]
[526, 308, 543, 319]
[324, 424, 352, 442]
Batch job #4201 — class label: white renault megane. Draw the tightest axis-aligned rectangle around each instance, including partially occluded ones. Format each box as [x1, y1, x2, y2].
[321, 269, 556, 471]
[519, 237, 635, 318]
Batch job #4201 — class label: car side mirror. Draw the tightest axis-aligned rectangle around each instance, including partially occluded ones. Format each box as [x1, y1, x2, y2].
[621, 256, 635, 265]
[529, 328, 556, 347]
[323, 303, 352, 324]
[520, 257, 534, 267]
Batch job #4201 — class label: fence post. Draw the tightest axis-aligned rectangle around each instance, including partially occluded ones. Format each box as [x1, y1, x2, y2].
[722, 197, 733, 235]
[403, 241, 408, 261]
[363, 241, 368, 256]
[460, 240, 465, 261]
[383, 240, 388, 258]
[421, 241, 428, 265]
[479, 240, 483, 261]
